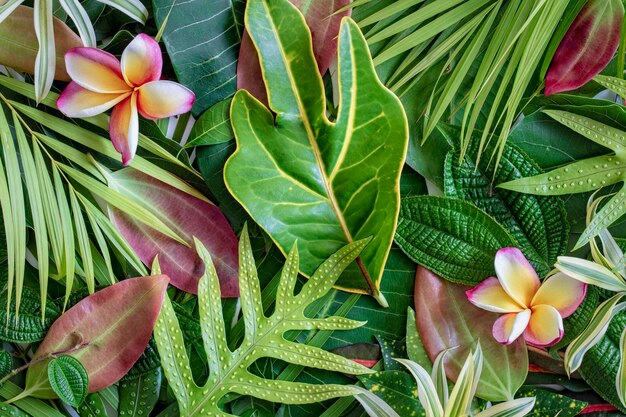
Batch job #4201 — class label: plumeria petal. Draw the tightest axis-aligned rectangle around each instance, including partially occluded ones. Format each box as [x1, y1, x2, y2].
[465, 277, 525, 313]
[57, 82, 130, 118]
[532, 272, 588, 318]
[121, 34, 163, 87]
[494, 247, 540, 308]
[523, 304, 564, 347]
[492, 310, 531, 345]
[110, 93, 139, 166]
[136, 81, 195, 120]
[65, 48, 130, 93]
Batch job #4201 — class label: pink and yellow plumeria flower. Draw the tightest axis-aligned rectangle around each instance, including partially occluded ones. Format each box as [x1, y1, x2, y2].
[466, 247, 587, 347]
[57, 34, 195, 165]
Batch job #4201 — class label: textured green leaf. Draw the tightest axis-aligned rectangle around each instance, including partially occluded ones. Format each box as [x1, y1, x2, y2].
[579, 311, 626, 412]
[118, 368, 161, 417]
[359, 371, 425, 417]
[395, 196, 516, 285]
[0, 352, 11, 384]
[0, 287, 59, 343]
[224, 0, 407, 301]
[47, 356, 88, 407]
[515, 387, 585, 417]
[154, 227, 372, 417]
[444, 126, 569, 277]
[153, 0, 245, 116]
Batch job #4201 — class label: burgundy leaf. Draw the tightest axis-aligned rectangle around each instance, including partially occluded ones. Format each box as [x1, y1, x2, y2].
[414, 266, 528, 402]
[331, 343, 381, 369]
[545, 0, 624, 96]
[108, 169, 239, 296]
[24, 275, 169, 398]
[236, 0, 351, 105]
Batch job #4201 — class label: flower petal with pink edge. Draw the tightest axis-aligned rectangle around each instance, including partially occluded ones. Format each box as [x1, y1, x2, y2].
[136, 81, 195, 120]
[492, 310, 531, 345]
[523, 304, 564, 347]
[494, 247, 540, 308]
[65, 48, 130, 93]
[57, 82, 130, 118]
[465, 276, 525, 313]
[121, 34, 162, 87]
[531, 272, 587, 318]
[110, 93, 139, 166]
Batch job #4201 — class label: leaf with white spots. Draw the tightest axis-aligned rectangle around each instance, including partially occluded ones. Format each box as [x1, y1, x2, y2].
[154, 225, 373, 417]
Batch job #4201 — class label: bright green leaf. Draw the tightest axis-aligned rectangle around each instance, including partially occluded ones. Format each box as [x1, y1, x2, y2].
[47, 355, 88, 407]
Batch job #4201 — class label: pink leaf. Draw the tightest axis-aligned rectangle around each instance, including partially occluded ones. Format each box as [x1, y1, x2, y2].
[108, 169, 239, 296]
[25, 275, 169, 398]
[545, 0, 624, 96]
[414, 266, 528, 402]
[236, 0, 352, 105]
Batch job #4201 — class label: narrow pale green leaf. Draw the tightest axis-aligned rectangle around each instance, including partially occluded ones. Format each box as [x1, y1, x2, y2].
[474, 397, 536, 417]
[96, 0, 147, 22]
[352, 386, 401, 417]
[556, 256, 626, 292]
[0, 0, 24, 24]
[57, 0, 95, 46]
[69, 189, 94, 294]
[544, 109, 626, 152]
[595, 74, 626, 100]
[444, 351, 474, 417]
[80, 198, 114, 285]
[13, 113, 49, 320]
[395, 358, 443, 417]
[52, 168, 76, 309]
[33, 0, 55, 102]
[431, 349, 449, 407]
[565, 294, 626, 374]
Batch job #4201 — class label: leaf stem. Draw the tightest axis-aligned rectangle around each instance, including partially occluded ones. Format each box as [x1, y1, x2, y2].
[356, 258, 387, 307]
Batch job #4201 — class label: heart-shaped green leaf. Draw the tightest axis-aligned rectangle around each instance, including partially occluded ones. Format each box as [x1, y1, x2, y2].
[224, 0, 408, 303]
[47, 356, 88, 407]
[414, 266, 528, 402]
[24, 275, 169, 398]
[395, 196, 515, 285]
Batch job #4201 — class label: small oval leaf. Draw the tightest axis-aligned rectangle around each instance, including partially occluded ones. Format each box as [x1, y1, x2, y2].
[47, 356, 88, 407]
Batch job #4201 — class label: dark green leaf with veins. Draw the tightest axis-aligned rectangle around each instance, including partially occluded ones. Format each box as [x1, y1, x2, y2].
[154, 226, 374, 417]
[47, 355, 88, 407]
[224, 0, 408, 305]
[500, 110, 626, 249]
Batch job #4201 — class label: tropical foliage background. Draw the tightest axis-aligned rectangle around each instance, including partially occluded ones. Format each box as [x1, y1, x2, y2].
[0, 0, 626, 415]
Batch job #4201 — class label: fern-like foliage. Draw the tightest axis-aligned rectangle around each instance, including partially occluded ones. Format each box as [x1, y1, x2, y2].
[154, 227, 374, 416]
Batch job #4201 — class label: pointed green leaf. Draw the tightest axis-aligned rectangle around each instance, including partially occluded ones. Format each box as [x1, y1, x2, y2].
[352, 385, 401, 417]
[224, 0, 408, 300]
[556, 256, 626, 292]
[395, 358, 443, 417]
[118, 368, 161, 417]
[474, 397, 536, 417]
[76, 393, 107, 417]
[48, 355, 88, 407]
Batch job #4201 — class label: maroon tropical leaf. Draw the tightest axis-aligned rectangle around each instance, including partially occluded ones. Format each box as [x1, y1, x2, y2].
[236, 0, 351, 105]
[108, 169, 239, 296]
[414, 266, 528, 402]
[545, 0, 624, 96]
[332, 343, 381, 368]
[24, 275, 169, 398]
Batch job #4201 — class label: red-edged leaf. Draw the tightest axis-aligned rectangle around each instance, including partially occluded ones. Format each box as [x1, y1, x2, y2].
[545, 0, 624, 95]
[414, 266, 528, 402]
[331, 343, 381, 369]
[24, 275, 169, 398]
[108, 169, 239, 296]
[236, 0, 351, 104]
[0, 6, 82, 81]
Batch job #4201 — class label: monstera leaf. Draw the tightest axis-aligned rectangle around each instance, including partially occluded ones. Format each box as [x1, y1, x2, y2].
[224, 0, 408, 305]
[154, 227, 373, 417]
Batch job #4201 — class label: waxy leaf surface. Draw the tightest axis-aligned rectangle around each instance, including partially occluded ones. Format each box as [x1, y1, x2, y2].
[108, 168, 239, 296]
[24, 275, 169, 398]
[414, 267, 528, 402]
[225, 0, 408, 299]
[237, 0, 351, 104]
[545, 0, 624, 95]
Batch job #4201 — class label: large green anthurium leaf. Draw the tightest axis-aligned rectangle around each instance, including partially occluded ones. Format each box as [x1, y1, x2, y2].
[23, 275, 169, 399]
[579, 312, 626, 412]
[395, 196, 516, 285]
[154, 227, 373, 417]
[152, 0, 245, 116]
[224, 0, 408, 304]
[443, 124, 569, 278]
[414, 267, 528, 402]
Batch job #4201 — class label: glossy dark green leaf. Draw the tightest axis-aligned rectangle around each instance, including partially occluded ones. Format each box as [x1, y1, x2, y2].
[184, 98, 233, 150]
[444, 125, 569, 277]
[395, 196, 516, 285]
[0, 287, 59, 343]
[359, 371, 425, 417]
[118, 368, 161, 417]
[375, 336, 406, 372]
[0, 402, 30, 417]
[516, 387, 586, 416]
[0, 352, 11, 385]
[47, 356, 89, 407]
[153, 0, 245, 116]
[76, 393, 107, 417]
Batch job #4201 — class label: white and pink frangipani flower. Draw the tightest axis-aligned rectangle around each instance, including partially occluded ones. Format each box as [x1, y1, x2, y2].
[465, 247, 587, 347]
[57, 34, 195, 165]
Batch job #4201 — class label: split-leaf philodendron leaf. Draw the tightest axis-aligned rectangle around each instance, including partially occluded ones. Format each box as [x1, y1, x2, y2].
[499, 110, 626, 249]
[224, 0, 408, 305]
[154, 226, 374, 417]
